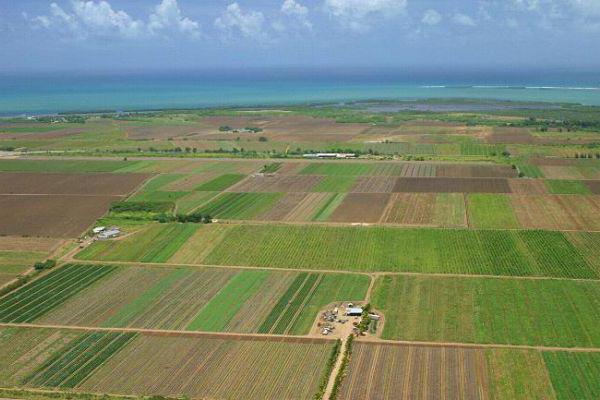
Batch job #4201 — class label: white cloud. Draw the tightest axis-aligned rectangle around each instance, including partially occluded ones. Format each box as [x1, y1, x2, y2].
[506, 17, 519, 28]
[569, 0, 600, 16]
[281, 0, 312, 30]
[512, 0, 542, 11]
[452, 13, 476, 27]
[149, 0, 200, 37]
[215, 3, 267, 41]
[324, 0, 407, 31]
[31, 0, 199, 40]
[422, 9, 442, 26]
[282, 0, 308, 17]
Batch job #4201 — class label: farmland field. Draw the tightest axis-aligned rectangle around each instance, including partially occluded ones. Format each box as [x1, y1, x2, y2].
[338, 342, 574, 400]
[543, 352, 600, 400]
[77, 223, 198, 262]
[195, 192, 283, 219]
[77, 223, 600, 278]
[4, 105, 600, 400]
[0, 171, 150, 237]
[467, 194, 519, 229]
[371, 275, 600, 347]
[0, 264, 117, 323]
[25, 264, 368, 334]
[78, 333, 334, 400]
[338, 343, 490, 400]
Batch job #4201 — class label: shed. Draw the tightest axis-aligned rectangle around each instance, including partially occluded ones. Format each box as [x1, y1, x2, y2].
[346, 307, 363, 316]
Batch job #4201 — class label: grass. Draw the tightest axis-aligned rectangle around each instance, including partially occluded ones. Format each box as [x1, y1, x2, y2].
[195, 192, 283, 219]
[0, 264, 117, 323]
[186, 270, 270, 331]
[371, 274, 600, 347]
[433, 193, 466, 227]
[311, 193, 346, 221]
[546, 179, 592, 194]
[138, 174, 186, 192]
[312, 176, 358, 192]
[103, 268, 190, 327]
[467, 194, 519, 229]
[300, 163, 373, 176]
[543, 352, 600, 399]
[485, 349, 555, 400]
[77, 223, 198, 263]
[175, 191, 219, 214]
[515, 163, 544, 178]
[195, 173, 245, 191]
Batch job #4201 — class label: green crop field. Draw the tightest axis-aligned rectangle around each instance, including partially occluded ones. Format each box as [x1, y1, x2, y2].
[485, 349, 556, 400]
[198, 225, 598, 278]
[467, 194, 519, 229]
[312, 175, 358, 192]
[77, 223, 198, 262]
[371, 274, 600, 347]
[543, 352, 600, 400]
[0, 264, 117, 323]
[546, 179, 592, 194]
[77, 223, 600, 278]
[312, 193, 346, 221]
[187, 270, 271, 331]
[195, 192, 283, 219]
[195, 173, 245, 191]
[25, 331, 137, 389]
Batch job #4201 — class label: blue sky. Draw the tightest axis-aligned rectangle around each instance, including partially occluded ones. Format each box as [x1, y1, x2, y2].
[0, 0, 599, 73]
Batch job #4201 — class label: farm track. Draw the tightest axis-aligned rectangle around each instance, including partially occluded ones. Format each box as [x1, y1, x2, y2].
[2, 322, 600, 353]
[202, 218, 600, 234]
[63, 258, 600, 283]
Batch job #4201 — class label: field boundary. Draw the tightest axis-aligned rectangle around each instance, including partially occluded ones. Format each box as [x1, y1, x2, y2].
[64, 259, 600, 283]
[0, 322, 333, 344]
[3, 322, 599, 353]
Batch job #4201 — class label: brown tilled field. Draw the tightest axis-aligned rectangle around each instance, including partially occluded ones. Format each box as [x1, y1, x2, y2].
[351, 176, 397, 193]
[79, 333, 332, 400]
[0, 195, 118, 237]
[231, 174, 322, 192]
[584, 180, 600, 194]
[485, 127, 536, 144]
[257, 192, 309, 220]
[436, 164, 517, 178]
[338, 342, 489, 400]
[0, 172, 150, 196]
[511, 195, 600, 230]
[393, 177, 512, 193]
[383, 193, 437, 225]
[508, 179, 549, 194]
[329, 193, 391, 223]
[283, 193, 331, 221]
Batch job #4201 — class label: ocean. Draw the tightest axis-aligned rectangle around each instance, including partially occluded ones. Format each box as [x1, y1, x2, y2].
[1, 69, 600, 116]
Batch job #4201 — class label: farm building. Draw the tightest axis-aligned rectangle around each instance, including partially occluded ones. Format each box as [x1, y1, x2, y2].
[98, 227, 120, 240]
[346, 307, 363, 316]
[302, 153, 357, 159]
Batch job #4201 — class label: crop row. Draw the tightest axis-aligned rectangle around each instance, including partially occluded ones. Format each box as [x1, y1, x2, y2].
[196, 192, 283, 219]
[25, 331, 137, 389]
[0, 264, 116, 323]
[201, 225, 600, 279]
[372, 275, 600, 348]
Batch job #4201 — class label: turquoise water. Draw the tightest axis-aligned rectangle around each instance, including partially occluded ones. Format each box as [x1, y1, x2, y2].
[1, 70, 600, 115]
